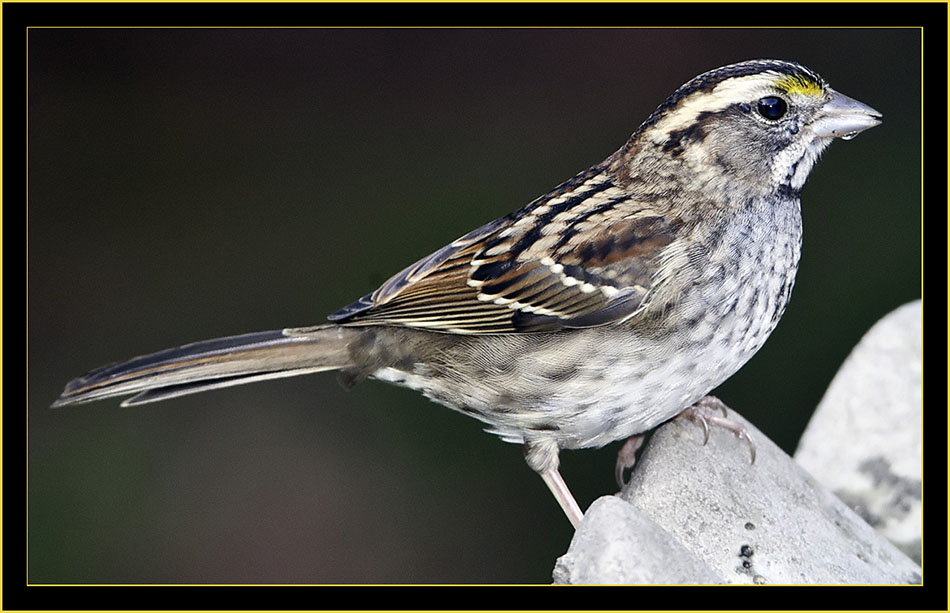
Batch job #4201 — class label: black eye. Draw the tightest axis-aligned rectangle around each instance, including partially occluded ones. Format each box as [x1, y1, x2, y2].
[757, 96, 787, 120]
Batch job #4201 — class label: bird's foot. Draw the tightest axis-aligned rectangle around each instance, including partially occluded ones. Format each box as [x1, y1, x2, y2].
[675, 395, 756, 463]
[614, 433, 647, 488]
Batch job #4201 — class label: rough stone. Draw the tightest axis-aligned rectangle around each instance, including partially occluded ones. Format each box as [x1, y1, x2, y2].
[554, 409, 921, 584]
[795, 300, 922, 563]
[553, 497, 723, 584]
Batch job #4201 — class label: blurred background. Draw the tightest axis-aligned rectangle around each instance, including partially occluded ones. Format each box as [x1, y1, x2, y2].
[28, 28, 920, 584]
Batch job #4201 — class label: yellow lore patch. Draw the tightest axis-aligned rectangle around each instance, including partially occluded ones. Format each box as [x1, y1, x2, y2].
[775, 74, 824, 97]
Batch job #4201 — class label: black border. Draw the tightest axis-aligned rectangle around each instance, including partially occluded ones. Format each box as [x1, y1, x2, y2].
[10, 1, 948, 611]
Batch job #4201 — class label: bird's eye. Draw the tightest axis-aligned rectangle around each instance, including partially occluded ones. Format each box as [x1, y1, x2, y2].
[757, 96, 788, 120]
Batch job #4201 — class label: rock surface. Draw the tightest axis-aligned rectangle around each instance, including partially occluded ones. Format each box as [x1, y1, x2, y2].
[553, 409, 921, 584]
[794, 300, 922, 563]
[552, 497, 723, 585]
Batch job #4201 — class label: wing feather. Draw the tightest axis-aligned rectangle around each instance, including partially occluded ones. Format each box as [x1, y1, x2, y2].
[328, 166, 682, 334]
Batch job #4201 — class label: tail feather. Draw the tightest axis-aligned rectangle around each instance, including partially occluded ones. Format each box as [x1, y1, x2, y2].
[52, 326, 357, 408]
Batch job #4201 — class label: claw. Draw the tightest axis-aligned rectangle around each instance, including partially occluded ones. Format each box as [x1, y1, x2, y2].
[676, 395, 757, 464]
[614, 434, 646, 488]
[698, 412, 711, 445]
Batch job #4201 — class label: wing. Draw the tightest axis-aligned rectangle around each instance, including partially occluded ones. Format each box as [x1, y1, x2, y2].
[328, 166, 683, 334]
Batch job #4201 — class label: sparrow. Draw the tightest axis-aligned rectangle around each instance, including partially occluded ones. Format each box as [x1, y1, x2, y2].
[52, 59, 882, 528]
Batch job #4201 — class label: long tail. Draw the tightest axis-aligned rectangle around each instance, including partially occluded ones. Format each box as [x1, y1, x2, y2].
[51, 325, 359, 408]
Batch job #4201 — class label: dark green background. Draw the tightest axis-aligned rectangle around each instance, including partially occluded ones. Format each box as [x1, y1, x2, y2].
[28, 28, 921, 583]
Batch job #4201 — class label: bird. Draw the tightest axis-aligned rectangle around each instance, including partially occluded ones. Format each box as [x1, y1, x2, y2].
[52, 59, 882, 528]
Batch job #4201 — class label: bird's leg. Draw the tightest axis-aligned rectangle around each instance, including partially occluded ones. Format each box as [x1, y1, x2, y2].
[539, 468, 584, 529]
[525, 439, 583, 528]
[614, 433, 647, 488]
[675, 395, 756, 463]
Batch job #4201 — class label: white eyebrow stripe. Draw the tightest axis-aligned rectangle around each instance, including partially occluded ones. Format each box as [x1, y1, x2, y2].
[645, 73, 780, 138]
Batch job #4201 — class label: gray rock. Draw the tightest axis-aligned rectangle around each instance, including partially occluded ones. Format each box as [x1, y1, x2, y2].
[553, 497, 723, 584]
[795, 300, 921, 563]
[554, 408, 921, 584]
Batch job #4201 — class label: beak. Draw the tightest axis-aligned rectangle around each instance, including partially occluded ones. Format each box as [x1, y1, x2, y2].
[812, 89, 883, 140]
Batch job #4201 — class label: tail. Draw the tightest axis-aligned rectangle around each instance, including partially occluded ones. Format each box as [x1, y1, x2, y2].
[51, 325, 359, 408]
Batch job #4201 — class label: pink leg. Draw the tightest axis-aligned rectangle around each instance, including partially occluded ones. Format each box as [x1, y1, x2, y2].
[540, 468, 584, 528]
